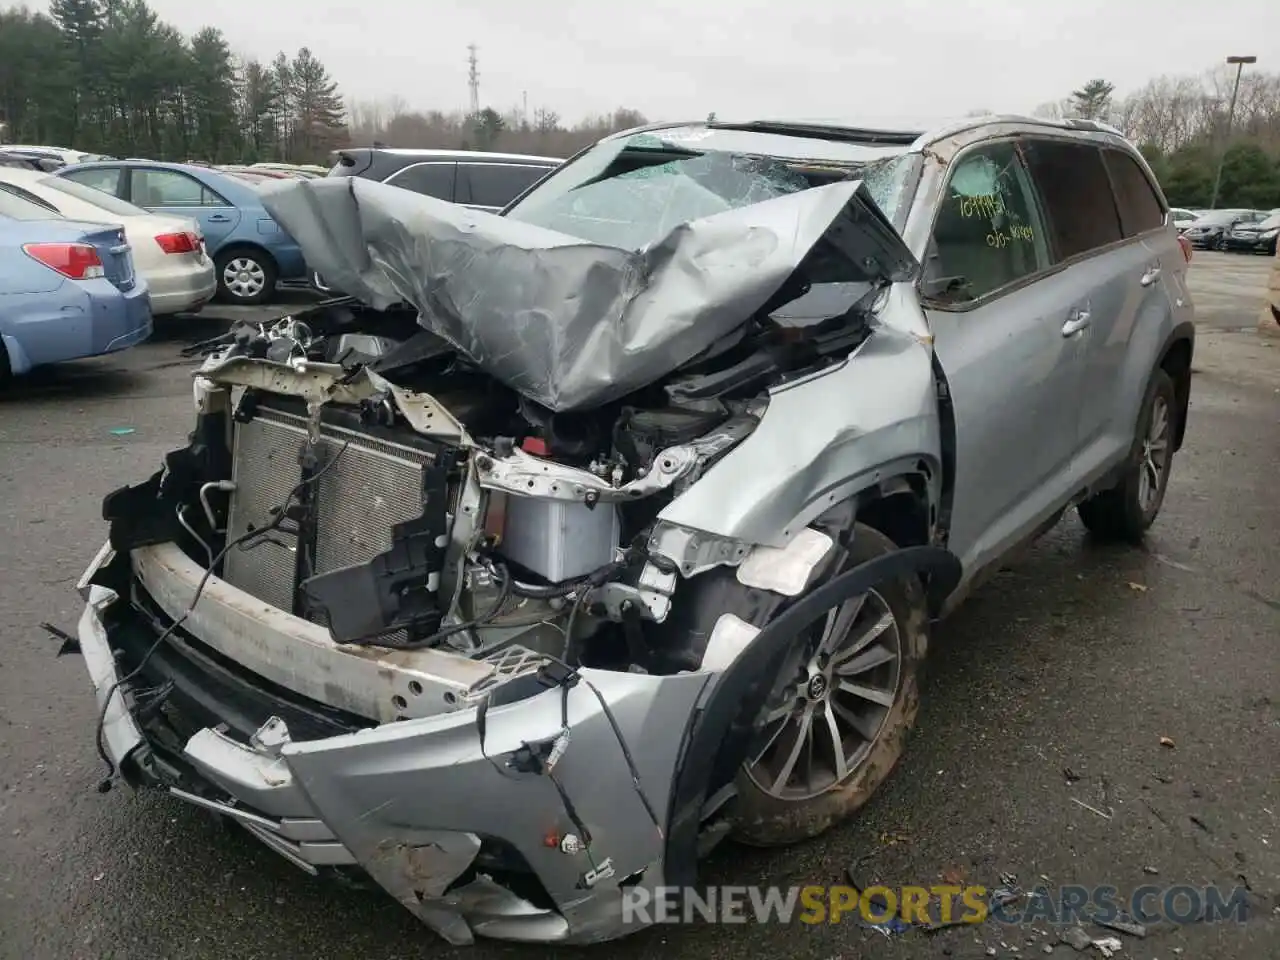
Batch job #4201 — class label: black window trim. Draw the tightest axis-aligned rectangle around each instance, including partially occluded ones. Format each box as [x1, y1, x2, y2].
[382, 160, 457, 199]
[920, 134, 1069, 314]
[0, 181, 60, 214]
[1099, 145, 1169, 241]
[459, 161, 558, 209]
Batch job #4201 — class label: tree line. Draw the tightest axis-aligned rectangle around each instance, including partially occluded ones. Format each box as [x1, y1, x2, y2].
[0, 1, 649, 165]
[345, 100, 650, 160]
[3, 4, 1275, 205]
[1036, 72, 1280, 209]
[0, 0, 349, 163]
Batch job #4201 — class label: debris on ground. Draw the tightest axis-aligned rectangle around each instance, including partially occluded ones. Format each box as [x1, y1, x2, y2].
[108, 427, 135, 436]
[1126, 582, 1148, 592]
[1064, 767, 1081, 783]
[1159, 736, 1176, 748]
[1095, 912, 1147, 938]
[1070, 797, 1113, 820]
[1060, 926, 1093, 951]
[1091, 935, 1123, 957]
[1142, 865, 1159, 875]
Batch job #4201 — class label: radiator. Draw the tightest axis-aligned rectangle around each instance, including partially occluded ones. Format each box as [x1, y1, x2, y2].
[222, 401, 440, 627]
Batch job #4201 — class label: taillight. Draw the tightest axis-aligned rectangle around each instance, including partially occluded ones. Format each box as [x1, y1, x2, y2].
[155, 231, 200, 254]
[1178, 235, 1193, 263]
[22, 242, 105, 279]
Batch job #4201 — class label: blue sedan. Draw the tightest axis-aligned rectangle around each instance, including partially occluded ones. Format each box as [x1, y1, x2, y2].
[0, 190, 152, 383]
[55, 160, 308, 305]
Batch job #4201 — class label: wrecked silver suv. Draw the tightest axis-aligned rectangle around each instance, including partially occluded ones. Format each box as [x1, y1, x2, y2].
[74, 116, 1194, 945]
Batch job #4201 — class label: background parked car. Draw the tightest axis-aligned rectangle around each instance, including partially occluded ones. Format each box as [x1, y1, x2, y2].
[1224, 210, 1280, 255]
[1169, 207, 1199, 232]
[55, 160, 308, 305]
[0, 188, 151, 384]
[251, 162, 324, 178]
[0, 150, 65, 172]
[217, 164, 305, 181]
[1181, 209, 1264, 250]
[313, 147, 562, 294]
[2, 145, 113, 165]
[0, 167, 215, 316]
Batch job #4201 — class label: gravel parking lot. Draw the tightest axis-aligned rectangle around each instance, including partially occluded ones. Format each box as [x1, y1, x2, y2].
[1, 254, 1277, 960]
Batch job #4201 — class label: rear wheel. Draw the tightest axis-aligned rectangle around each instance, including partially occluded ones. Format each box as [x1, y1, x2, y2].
[0, 339, 11, 389]
[1077, 369, 1176, 543]
[215, 247, 277, 306]
[731, 523, 928, 847]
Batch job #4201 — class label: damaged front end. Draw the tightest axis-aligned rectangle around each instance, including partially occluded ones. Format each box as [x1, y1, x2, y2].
[75, 155, 951, 944]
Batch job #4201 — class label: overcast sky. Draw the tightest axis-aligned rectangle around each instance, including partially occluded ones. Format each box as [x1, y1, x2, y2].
[33, 0, 1280, 123]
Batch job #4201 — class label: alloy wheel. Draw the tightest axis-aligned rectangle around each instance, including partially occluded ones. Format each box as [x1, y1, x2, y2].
[745, 589, 902, 801]
[1138, 393, 1171, 514]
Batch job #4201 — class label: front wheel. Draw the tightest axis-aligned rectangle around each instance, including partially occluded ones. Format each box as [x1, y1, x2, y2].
[1077, 368, 1177, 543]
[731, 523, 929, 847]
[215, 248, 277, 306]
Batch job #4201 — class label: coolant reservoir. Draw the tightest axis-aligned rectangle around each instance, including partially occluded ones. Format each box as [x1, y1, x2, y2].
[497, 496, 621, 583]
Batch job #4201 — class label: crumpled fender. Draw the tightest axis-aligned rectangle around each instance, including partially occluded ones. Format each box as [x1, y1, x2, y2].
[663, 545, 961, 885]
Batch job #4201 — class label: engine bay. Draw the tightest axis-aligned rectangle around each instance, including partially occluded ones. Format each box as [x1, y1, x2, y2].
[124, 293, 878, 681]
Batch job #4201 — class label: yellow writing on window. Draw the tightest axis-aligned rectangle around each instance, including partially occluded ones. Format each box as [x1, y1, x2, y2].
[986, 226, 1034, 248]
[960, 194, 1005, 218]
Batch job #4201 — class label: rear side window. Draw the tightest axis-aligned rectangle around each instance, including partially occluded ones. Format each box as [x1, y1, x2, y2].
[0, 184, 62, 219]
[131, 169, 226, 207]
[1103, 149, 1165, 237]
[60, 166, 123, 196]
[385, 162, 455, 200]
[459, 163, 552, 208]
[1022, 140, 1123, 259]
[0, 182, 60, 214]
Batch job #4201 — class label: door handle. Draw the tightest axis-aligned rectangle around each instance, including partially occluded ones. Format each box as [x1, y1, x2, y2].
[207, 214, 231, 223]
[1062, 310, 1091, 337]
[1140, 265, 1162, 287]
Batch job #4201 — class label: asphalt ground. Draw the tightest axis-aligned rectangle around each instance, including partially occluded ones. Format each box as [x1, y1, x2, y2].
[1, 254, 1277, 960]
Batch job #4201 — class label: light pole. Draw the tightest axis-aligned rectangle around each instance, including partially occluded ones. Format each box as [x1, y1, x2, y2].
[1208, 54, 1257, 210]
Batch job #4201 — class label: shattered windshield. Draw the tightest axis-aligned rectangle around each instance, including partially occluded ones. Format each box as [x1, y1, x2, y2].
[505, 125, 916, 252]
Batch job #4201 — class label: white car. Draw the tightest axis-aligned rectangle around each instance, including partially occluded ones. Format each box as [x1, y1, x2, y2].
[1170, 207, 1199, 233]
[0, 166, 216, 316]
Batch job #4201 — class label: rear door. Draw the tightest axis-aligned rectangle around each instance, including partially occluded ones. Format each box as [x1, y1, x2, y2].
[456, 162, 554, 211]
[1020, 138, 1135, 486]
[125, 167, 241, 249]
[382, 161, 457, 201]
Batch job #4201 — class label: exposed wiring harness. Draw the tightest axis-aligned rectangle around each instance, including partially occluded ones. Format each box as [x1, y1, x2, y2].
[92, 442, 350, 792]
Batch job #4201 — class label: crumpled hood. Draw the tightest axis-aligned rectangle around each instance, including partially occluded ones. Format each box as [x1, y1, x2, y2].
[260, 176, 918, 412]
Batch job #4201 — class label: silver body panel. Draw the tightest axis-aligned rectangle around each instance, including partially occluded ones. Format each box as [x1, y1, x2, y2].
[75, 115, 1193, 945]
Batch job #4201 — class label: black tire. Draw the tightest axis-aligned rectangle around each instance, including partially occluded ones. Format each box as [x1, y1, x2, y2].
[731, 523, 929, 847]
[1213, 235, 1228, 252]
[1077, 368, 1177, 543]
[214, 247, 277, 306]
[0, 338, 11, 389]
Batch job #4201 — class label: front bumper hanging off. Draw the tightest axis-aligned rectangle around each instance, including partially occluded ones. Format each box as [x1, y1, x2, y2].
[76, 532, 961, 946]
[75, 540, 712, 946]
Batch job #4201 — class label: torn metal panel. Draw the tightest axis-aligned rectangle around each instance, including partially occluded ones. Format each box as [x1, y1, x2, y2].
[198, 354, 472, 443]
[259, 175, 918, 412]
